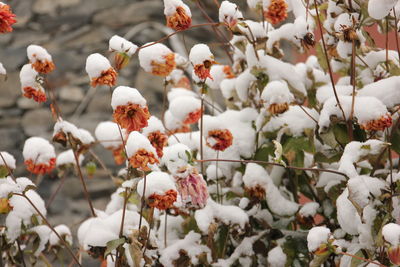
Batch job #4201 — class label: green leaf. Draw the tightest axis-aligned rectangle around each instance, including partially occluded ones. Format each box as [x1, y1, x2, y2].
[392, 128, 400, 154]
[104, 237, 126, 257]
[0, 166, 8, 178]
[350, 250, 365, 267]
[254, 144, 274, 162]
[282, 136, 315, 167]
[332, 124, 350, 146]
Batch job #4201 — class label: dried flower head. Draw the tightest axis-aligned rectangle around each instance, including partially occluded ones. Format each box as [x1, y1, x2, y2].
[23, 137, 56, 174]
[20, 64, 47, 103]
[139, 43, 176, 77]
[0, 3, 16, 33]
[169, 96, 202, 125]
[263, 0, 288, 25]
[164, 0, 192, 31]
[261, 80, 294, 114]
[219, 1, 243, 29]
[109, 35, 138, 71]
[360, 113, 392, 132]
[27, 45, 55, 74]
[189, 44, 216, 81]
[244, 184, 266, 200]
[111, 86, 150, 132]
[126, 131, 159, 171]
[175, 167, 208, 209]
[206, 129, 233, 151]
[85, 53, 117, 87]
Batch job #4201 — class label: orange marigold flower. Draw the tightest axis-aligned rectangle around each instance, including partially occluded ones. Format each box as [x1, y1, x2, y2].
[360, 114, 393, 131]
[23, 86, 47, 103]
[129, 148, 159, 171]
[245, 185, 266, 201]
[166, 6, 192, 31]
[268, 102, 289, 114]
[148, 189, 177, 210]
[31, 59, 55, 74]
[206, 129, 233, 151]
[194, 61, 214, 80]
[183, 108, 202, 124]
[167, 124, 191, 135]
[263, 0, 288, 25]
[147, 131, 168, 158]
[24, 158, 56, 175]
[0, 3, 16, 33]
[91, 67, 117, 87]
[150, 53, 176, 77]
[113, 103, 150, 132]
[112, 145, 126, 165]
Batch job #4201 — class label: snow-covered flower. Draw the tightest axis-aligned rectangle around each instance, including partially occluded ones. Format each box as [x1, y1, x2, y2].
[95, 121, 127, 165]
[169, 96, 202, 124]
[23, 137, 56, 175]
[382, 223, 400, 265]
[206, 65, 236, 90]
[0, 62, 6, 76]
[360, 113, 392, 132]
[56, 149, 84, 168]
[138, 43, 176, 77]
[142, 116, 168, 158]
[27, 45, 55, 74]
[261, 80, 294, 114]
[108, 35, 138, 70]
[219, 1, 243, 29]
[175, 166, 208, 209]
[111, 86, 150, 133]
[263, 0, 288, 25]
[307, 226, 333, 255]
[203, 115, 233, 151]
[164, 0, 192, 31]
[189, 44, 216, 81]
[0, 2, 16, 33]
[164, 110, 191, 134]
[20, 64, 46, 103]
[126, 131, 159, 171]
[137, 171, 177, 210]
[52, 120, 94, 150]
[85, 53, 117, 87]
[163, 143, 193, 178]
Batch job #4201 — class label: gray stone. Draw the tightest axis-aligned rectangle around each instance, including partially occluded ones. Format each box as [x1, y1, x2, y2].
[12, 30, 50, 48]
[0, 72, 21, 108]
[12, 0, 33, 28]
[93, 1, 163, 27]
[0, 127, 24, 150]
[21, 108, 53, 136]
[17, 97, 42, 109]
[59, 86, 84, 102]
[0, 47, 27, 70]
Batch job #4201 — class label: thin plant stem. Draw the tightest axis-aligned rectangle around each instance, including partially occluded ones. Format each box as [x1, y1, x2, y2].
[68, 139, 96, 217]
[313, 0, 348, 126]
[14, 193, 82, 267]
[297, 104, 318, 124]
[162, 79, 168, 125]
[200, 93, 205, 174]
[46, 172, 66, 209]
[393, 8, 400, 62]
[338, 251, 386, 267]
[348, 38, 356, 141]
[386, 16, 390, 71]
[16, 239, 26, 267]
[138, 172, 147, 231]
[197, 158, 349, 179]
[88, 149, 115, 181]
[0, 152, 15, 180]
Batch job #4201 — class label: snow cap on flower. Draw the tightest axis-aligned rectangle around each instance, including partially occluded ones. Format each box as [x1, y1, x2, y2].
[167, 87, 197, 102]
[164, 0, 192, 31]
[109, 35, 137, 56]
[0, 151, 16, 170]
[95, 121, 125, 149]
[382, 223, 400, 246]
[261, 80, 294, 114]
[20, 64, 46, 103]
[53, 120, 94, 147]
[23, 137, 56, 174]
[137, 171, 177, 210]
[27, 45, 55, 74]
[56, 149, 83, 167]
[50, 225, 73, 246]
[368, 0, 397, 20]
[189, 44, 216, 80]
[169, 96, 202, 124]
[162, 143, 193, 178]
[206, 65, 235, 90]
[307, 226, 331, 253]
[203, 115, 233, 151]
[111, 86, 150, 132]
[126, 131, 159, 170]
[164, 109, 190, 134]
[138, 43, 176, 76]
[219, 1, 243, 28]
[142, 116, 165, 136]
[0, 2, 17, 33]
[85, 53, 117, 87]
